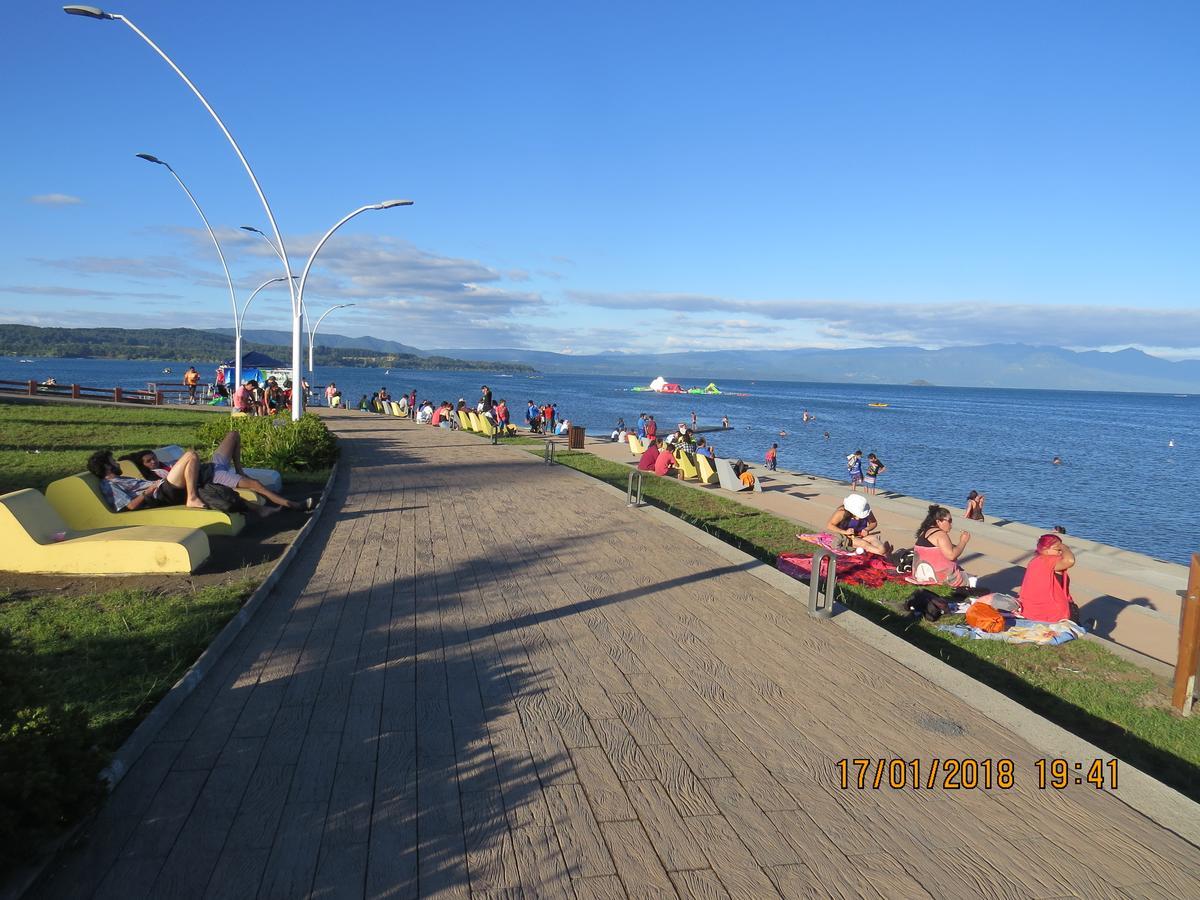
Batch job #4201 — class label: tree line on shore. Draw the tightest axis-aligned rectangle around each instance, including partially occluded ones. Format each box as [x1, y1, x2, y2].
[0, 325, 533, 373]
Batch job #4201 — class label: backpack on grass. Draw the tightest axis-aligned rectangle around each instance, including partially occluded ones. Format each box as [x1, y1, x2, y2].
[198, 482, 250, 514]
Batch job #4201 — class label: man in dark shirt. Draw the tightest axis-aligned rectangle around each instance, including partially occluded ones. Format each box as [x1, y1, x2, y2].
[87, 449, 206, 510]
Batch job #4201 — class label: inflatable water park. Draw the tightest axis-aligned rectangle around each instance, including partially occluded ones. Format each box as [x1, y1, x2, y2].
[630, 376, 747, 396]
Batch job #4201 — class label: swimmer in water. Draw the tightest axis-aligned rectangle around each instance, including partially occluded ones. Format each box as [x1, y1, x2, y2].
[1052, 456, 1062, 465]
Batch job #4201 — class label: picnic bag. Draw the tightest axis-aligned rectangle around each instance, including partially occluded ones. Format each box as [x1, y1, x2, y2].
[965, 601, 1006, 633]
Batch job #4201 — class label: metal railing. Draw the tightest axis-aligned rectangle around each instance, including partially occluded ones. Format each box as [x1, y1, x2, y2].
[627, 470, 646, 507]
[808, 549, 837, 618]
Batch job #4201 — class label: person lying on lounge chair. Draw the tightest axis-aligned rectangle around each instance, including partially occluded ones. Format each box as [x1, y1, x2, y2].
[88, 448, 206, 511]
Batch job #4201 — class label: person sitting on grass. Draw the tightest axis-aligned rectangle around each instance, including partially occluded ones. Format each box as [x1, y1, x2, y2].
[825, 494, 891, 556]
[1018, 533, 1078, 622]
[912, 504, 972, 587]
[653, 439, 677, 478]
[88, 448, 207, 511]
[637, 437, 660, 471]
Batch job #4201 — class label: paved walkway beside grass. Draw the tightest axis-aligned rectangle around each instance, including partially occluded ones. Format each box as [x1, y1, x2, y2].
[36, 413, 1200, 898]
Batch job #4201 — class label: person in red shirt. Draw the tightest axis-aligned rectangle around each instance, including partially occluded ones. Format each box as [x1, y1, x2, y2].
[653, 442, 676, 477]
[638, 440, 660, 471]
[644, 416, 657, 442]
[1018, 533, 1078, 622]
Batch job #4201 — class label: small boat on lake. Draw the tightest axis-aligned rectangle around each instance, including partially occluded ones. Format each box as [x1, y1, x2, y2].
[868, 402, 889, 408]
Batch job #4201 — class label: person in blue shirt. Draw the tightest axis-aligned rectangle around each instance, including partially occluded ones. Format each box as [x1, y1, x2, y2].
[636, 413, 647, 440]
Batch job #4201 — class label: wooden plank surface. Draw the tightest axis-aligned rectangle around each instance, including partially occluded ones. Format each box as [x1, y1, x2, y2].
[32, 415, 1200, 900]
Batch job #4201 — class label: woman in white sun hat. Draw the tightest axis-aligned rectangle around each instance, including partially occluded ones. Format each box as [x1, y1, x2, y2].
[825, 494, 892, 557]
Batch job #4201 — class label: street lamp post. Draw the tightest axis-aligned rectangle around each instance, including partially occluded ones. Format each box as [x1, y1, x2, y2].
[241, 224, 310, 350]
[308, 304, 356, 373]
[134, 152, 240, 385]
[238, 276, 296, 391]
[65, 4, 304, 419]
[295, 200, 412, 415]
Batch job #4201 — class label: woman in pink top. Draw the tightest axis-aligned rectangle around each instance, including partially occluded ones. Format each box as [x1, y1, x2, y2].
[1018, 534, 1078, 622]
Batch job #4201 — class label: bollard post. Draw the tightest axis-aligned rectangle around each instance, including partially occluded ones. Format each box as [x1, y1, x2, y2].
[1171, 553, 1200, 716]
[114, 387, 123, 403]
[155, 391, 164, 406]
[544, 441, 555, 465]
[26, 380, 35, 396]
[626, 470, 645, 507]
[808, 549, 837, 618]
[71, 384, 80, 399]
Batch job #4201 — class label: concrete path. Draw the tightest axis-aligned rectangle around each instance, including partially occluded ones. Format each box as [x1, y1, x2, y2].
[583, 434, 1189, 671]
[36, 414, 1199, 898]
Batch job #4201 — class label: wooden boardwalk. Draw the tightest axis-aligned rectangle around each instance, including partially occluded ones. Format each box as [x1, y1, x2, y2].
[36, 414, 1200, 898]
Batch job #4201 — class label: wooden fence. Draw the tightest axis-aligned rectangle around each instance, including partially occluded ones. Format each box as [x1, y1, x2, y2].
[0, 378, 163, 405]
[1172, 553, 1200, 716]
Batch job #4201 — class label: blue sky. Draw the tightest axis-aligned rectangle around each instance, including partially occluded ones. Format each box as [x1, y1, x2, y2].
[2, 1, 1198, 358]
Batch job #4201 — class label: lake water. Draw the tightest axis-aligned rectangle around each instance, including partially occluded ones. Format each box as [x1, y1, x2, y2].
[2, 357, 1197, 564]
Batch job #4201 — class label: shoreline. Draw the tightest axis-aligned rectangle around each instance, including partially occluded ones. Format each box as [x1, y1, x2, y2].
[579, 432, 1188, 672]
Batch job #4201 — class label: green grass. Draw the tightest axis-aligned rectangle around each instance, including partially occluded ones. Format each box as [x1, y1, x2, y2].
[0, 401, 219, 495]
[536, 448, 1200, 799]
[0, 581, 255, 755]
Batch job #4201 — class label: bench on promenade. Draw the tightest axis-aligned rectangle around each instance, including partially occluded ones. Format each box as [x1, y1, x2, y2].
[0, 488, 210, 574]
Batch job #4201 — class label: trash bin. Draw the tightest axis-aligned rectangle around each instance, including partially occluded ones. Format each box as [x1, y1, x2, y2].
[567, 425, 586, 450]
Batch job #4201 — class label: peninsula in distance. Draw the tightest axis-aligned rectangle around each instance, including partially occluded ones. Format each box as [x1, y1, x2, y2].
[1, 324, 1198, 393]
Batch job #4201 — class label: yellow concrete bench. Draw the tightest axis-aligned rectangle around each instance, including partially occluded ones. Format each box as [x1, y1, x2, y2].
[0, 489, 210, 574]
[628, 434, 646, 455]
[46, 472, 246, 536]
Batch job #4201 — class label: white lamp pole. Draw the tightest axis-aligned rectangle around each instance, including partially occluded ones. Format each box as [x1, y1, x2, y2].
[308, 304, 356, 373]
[134, 153, 240, 386]
[238, 276, 296, 391]
[65, 5, 303, 419]
[295, 200, 412, 414]
[241, 224, 310, 351]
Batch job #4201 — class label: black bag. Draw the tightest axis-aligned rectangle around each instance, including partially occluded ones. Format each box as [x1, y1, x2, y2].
[892, 548, 915, 575]
[198, 482, 250, 513]
[905, 589, 949, 622]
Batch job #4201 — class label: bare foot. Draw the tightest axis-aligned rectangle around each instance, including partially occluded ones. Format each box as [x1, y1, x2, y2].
[186, 498, 208, 509]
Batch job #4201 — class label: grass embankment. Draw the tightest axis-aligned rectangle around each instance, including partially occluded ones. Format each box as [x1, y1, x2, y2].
[0, 401, 331, 739]
[0, 581, 255, 756]
[532, 446, 1200, 801]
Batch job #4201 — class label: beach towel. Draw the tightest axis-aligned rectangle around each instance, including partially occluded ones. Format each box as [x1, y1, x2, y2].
[936, 618, 1086, 645]
[777, 549, 907, 589]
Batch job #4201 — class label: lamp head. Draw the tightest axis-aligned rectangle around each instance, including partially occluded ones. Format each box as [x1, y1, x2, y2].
[240, 225, 265, 235]
[135, 153, 166, 166]
[63, 5, 114, 19]
[374, 199, 414, 210]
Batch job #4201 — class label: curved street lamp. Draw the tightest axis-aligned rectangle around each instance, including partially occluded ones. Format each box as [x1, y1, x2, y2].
[65, 5, 303, 418]
[134, 152, 240, 385]
[242, 224, 309, 346]
[295, 200, 413, 412]
[308, 304, 356, 373]
[238, 276, 297, 391]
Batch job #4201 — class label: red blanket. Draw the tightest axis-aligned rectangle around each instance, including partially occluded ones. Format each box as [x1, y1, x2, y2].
[777, 550, 906, 589]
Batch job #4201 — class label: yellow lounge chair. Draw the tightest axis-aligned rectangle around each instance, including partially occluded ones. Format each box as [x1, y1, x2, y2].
[0, 489, 210, 574]
[696, 453, 718, 484]
[46, 473, 245, 536]
[674, 449, 700, 481]
[468, 411, 484, 432]
[478, 416, 497, 438]
[628, 434, 646, 455]
[390, 401, 403, 416]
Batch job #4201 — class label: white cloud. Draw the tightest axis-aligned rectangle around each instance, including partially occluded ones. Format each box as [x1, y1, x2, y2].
[568, 291, 1200, 352]
[28, 193, 82, 206]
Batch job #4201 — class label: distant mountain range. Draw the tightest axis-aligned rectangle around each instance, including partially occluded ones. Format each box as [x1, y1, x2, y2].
[232, 330, 1200, 392]
[423, 344, 1200, 394]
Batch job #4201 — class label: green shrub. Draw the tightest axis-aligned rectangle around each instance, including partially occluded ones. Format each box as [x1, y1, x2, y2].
[195, 413, 338, 472]
[0, 631, 105, 871]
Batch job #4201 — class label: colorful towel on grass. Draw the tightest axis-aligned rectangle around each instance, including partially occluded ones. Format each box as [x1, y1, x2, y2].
[778, 548, 907, 589]
[936, 618, 1086, 645]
